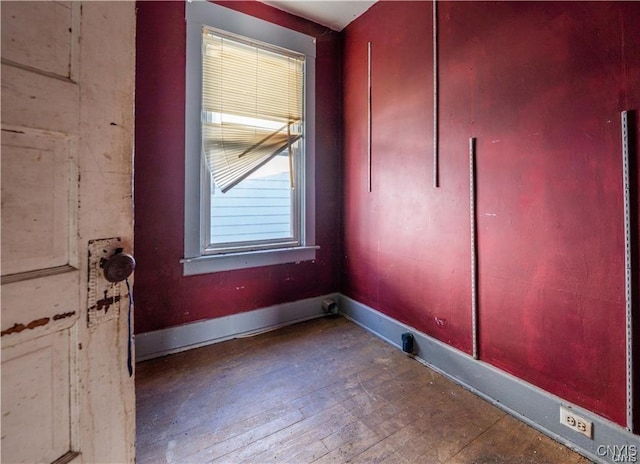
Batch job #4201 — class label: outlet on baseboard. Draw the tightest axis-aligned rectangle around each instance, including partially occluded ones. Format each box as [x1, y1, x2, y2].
[560, 406, 593, 439]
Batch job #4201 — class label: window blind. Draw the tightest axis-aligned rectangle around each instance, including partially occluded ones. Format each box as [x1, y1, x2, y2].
[202, 28, 304, 193]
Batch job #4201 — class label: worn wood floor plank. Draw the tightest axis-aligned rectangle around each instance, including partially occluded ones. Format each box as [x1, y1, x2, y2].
[136, 317, 591, 464]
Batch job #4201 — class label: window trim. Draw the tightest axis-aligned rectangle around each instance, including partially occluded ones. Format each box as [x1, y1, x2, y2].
[183, 0, 317, 275]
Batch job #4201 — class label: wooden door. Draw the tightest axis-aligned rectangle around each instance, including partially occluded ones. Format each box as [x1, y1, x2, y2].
[1, 2, 136, 463]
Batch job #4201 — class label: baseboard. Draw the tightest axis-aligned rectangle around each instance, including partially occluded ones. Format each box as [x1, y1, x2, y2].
[338, 294, 639, 464]
[135, 293, 339, 361]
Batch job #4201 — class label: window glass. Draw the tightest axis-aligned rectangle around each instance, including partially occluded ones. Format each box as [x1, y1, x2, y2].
[202, 29, 305, 253]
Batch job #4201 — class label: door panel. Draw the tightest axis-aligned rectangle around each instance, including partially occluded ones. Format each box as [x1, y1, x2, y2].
[1, 331, 71, 464]
[1, 128, 78, 276]
[0, 65, 80, 134]
[0, 1, 78, 78]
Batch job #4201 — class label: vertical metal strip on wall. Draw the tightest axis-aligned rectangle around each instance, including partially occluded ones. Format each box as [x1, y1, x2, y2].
[470, 137, 478, 359]
[621, 110, 634, 431]
[367, 41, 372, 193]
[433, 0, 439, 188]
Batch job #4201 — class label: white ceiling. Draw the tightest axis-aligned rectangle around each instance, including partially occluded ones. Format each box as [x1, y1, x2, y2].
[262, 1, 377, 31]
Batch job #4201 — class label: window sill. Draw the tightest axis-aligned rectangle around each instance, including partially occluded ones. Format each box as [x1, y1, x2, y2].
[181, 246, 319, 275]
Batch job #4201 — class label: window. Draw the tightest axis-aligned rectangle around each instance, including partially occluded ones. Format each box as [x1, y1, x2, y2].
[183, 1, 317, 275]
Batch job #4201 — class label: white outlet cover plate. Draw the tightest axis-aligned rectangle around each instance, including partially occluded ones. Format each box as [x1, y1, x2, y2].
[560, 406, 593, 439]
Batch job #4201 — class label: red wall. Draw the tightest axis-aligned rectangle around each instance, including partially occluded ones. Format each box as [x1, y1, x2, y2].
[342, 1, 640, 427]
[134, 1, 342, 334]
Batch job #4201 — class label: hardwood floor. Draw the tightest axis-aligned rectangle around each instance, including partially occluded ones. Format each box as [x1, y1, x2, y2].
[136, 317, 591, 463]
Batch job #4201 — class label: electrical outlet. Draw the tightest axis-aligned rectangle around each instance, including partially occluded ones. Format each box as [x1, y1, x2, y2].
[560, 406, 593, 439]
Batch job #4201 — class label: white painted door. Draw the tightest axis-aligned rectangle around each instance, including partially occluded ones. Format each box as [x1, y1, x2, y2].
[1, 2, 136, 463]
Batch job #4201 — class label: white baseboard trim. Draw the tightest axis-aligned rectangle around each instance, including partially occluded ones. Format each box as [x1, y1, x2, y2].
[135, 293, 339, 361]
[338, 294, 639, 464]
